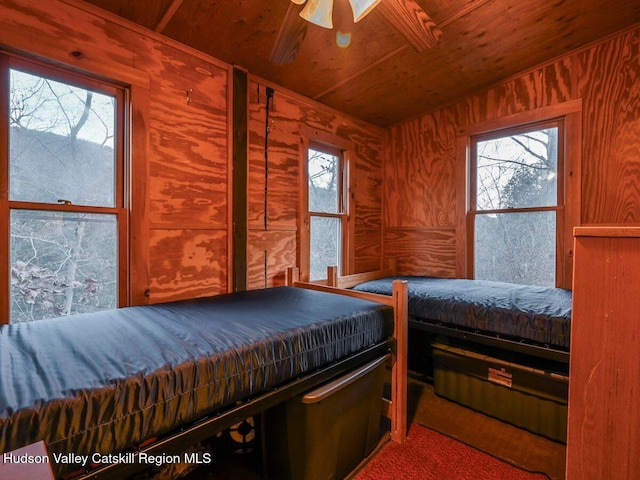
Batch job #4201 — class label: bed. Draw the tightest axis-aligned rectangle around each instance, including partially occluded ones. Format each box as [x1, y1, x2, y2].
[324, 264, 571, 442]
[0, 278, 408, 479]
[325, 265, 571, 364]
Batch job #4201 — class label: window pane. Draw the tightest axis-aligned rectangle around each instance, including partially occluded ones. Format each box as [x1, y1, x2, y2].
[10, 210, 118, 323]
[474, 211, 556, 287]
[310, 216, 341, 281]
[308, 148, 339, 213]
[9, 69, 116, 207]
[476, 128, 558, 210]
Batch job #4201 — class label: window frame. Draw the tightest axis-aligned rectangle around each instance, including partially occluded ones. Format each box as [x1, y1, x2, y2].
[457, 102, 582, 290]
[299, 132, 354, 283]
[0, 53, 129, 324]
[468, 119, 565, 286]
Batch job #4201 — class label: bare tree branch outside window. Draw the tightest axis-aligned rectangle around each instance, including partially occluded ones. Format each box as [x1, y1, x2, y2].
[8, 69, 119, 323]
[474, 127, 559, 287]
[308, 148, 342, 281]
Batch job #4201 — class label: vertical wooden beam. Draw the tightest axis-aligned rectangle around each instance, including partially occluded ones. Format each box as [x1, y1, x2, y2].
[327, 265, 339, 286]
[343, 149, 355, 276]
[232, 67, 248, 292]
[391, 279, 408, 443]
[298, 134, 310, 282]
[285, 266, 299, 285]
[0, 55, 9, 323]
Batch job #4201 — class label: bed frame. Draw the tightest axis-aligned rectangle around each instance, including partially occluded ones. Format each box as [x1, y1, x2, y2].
[324, 263, 569, 365]
[1, 278, 408, 480]
[287, 268, 409, 445]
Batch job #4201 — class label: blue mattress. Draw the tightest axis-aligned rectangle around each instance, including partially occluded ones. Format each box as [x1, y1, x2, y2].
[353, 276, 571, 349]
[0, 286, 393, 476]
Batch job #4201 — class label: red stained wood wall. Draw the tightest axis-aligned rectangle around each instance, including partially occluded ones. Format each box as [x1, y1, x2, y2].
[246, 80, 384, 289]
[383, 25, 640, 279]
[0, 0, 384, 304]
[1, 0, 638, 303]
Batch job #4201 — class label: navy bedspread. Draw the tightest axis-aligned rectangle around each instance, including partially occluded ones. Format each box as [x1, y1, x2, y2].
[353, 276, 571, 349]
[0, 286, 392, 474]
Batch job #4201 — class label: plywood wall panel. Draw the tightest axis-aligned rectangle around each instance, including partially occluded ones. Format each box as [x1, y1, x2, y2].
[247, 87, 301, 229]
[148, 229, 227, 302]
[134, 40, 228, 106]
[147, 96, 228, 226]
[384, 106, 457, 228]
[385, 26, 640, 284]
[543, 58, 574, 106]
[0, 0, 232, 302]
[456, 59, 574, 127]
[0, 0, 141, 80]
[485, 70, 546, 118]
[384, 228, 457, 277]
[577, 29, 640, 223]
[354, 171, 384, 230]
[247, 230, 297, 289]
[247, 79, 384, 280]
[353, 145, 384, 231]
[355, 229, 383, 273]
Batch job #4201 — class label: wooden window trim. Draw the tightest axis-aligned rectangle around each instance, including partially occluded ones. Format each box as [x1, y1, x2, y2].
[298, 129, 355, 282]
[456, 101, 582, 289]
[0, 53, 129, 324]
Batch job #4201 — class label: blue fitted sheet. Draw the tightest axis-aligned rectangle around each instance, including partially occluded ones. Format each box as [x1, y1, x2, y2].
[0, 286, 393, 475]
[353, 276, 571, 349]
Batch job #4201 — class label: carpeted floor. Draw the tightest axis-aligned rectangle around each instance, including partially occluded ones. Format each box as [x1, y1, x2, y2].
[183, 373, 566, 480]
[353, 423, 549, 480]
[407, 377, 566, 480]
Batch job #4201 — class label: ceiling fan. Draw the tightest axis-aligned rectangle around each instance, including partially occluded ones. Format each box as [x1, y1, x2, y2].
[270, 0, 442, 64]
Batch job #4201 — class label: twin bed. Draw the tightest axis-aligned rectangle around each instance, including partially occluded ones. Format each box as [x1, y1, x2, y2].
[324, 263, 572, 443]
[325, 264, 571, 364]
[0, 278, 408, 479]
[0, 260, 571, 479]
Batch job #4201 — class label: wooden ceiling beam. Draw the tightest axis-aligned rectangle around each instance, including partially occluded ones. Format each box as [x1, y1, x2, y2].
[376, 0, 442, 51]
[270, 2, 308, 64]
[154, 0, 184, 33]
[438, 0, 495, 28]
[314, 0, 494, 102]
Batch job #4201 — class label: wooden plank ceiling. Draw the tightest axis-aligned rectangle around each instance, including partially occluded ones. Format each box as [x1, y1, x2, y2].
[84, 0, 640, 126]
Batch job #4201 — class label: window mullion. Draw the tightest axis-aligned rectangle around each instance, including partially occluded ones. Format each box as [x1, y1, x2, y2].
[8, 201, 121, 215]
[0, 53, 9, 324]
[309, 211, 344, 219]
[472, 205, 561, 216]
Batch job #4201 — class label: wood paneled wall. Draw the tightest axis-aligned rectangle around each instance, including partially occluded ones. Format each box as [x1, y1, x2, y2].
[3, 0, 637, 302]
[0, 0, 231, 304]
[246, 79, 384, 289]
[383, 106, 458, 277]
[0, 0, 385, 303]
[384, 25, 640, 279]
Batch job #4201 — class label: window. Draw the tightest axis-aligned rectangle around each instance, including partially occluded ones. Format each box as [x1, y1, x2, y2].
[469, 120, 564, 287]
[302, 143, 350, 282]
[1, 55, 127, 323]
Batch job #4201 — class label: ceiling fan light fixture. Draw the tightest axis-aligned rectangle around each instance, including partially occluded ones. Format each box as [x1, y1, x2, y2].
[299, 0, 334, 29]
[348, 0, 382, 22]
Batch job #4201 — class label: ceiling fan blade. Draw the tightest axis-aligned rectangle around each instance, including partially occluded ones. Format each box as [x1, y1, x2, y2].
[376, 0, 442, 51]
[270, 2, 309, 64]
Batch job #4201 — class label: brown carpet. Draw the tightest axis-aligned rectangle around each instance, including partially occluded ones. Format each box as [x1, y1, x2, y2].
[354, 423, 549, 480]
[407, 377, 566, 480]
